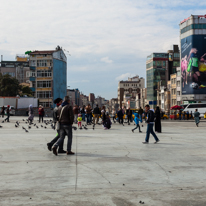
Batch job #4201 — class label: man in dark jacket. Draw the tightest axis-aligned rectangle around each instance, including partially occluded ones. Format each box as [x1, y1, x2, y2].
[93, 104, 100, 124]
[53, 96, 74, 155]
[126, 107, 132, 125]
[5, 105, 10, 122]
[142, 105, 160, 144]
[138, 107, 143, 121]
[47, 98, 66, 153]
[117, 108, 123, 124]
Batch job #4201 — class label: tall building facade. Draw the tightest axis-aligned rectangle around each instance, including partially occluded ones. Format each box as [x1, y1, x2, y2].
[118, 75, 145, 109]
[146, 53, 168, 108]
[29, 47, 67, 107]
[180, 15, 206, 104]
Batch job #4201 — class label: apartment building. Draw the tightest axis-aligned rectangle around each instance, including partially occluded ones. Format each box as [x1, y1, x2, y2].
[28, 46, 67, 107]
[0, 55, 30, 84]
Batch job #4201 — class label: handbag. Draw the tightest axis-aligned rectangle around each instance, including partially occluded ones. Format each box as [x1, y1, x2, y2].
[55, 106, 65, 130]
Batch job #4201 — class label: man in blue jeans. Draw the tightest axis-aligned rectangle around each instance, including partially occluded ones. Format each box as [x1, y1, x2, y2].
[142, 105, 160, 144]
[53, 96, 75, 155]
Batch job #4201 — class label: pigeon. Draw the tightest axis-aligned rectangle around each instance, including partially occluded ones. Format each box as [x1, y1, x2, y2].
[41, 125, 43, 127]
[0, 125, 2, 128]
[22, 126, 25, 130]
[25, 129, 29, 133]
[72, 126, 77, 131]
[84, 126, 88, 130]
[36, 126, 39, 129]
[79, 127, 82, 130]
[2, 121, 4, 123]
[25, 122, 28, 124]
[28, 126, 31, 129]
[142, 125, 144, 127]
[22, 119, 25, 121]
[34, 124, 36, 126]
[15, 124, 18, 128]
[44, 126, 47, 129]
[16, 121, 19, 125]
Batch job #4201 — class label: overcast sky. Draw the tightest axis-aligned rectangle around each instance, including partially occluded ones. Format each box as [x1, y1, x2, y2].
[0, 0, 205, 99]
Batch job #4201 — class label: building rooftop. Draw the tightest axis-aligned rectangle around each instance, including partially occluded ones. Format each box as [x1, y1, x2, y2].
[30, 50, 56, 55]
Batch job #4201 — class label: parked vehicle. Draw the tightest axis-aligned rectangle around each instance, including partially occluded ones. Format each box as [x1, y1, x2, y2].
[183, 103, 206, 117]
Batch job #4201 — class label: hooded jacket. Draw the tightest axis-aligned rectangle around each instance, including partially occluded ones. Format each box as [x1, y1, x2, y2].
[134, 113, 142, 125]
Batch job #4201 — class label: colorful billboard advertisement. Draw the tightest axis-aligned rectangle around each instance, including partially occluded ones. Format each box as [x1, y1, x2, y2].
[181, 35, 206, 95]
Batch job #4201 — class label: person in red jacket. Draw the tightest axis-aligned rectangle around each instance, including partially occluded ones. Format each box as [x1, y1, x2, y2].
[38, 105, 44, 123]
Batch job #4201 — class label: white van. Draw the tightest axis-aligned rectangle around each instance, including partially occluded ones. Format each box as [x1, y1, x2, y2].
[183, 103, 206, 117]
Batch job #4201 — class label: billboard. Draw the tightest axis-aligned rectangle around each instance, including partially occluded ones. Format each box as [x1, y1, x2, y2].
[181, 35, 206, 95]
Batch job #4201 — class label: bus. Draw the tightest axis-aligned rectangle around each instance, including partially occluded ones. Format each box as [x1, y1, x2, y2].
[183, 103, 206, 117]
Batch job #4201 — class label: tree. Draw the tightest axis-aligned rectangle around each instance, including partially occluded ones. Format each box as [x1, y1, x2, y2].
[19, 85, 33, 97]
[0, 74, 20, 96]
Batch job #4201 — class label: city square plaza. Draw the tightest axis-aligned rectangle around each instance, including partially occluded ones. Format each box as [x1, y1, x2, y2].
[0, 116, 206, 206]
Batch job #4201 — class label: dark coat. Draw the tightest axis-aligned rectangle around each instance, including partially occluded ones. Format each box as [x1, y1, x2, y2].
[155, 110, 161, 133]
[58, 102, 74, 125]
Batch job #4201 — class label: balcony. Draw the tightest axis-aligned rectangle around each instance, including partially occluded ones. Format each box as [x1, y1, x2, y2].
[30, 77, 35, 81]
[30, 87, 35, 92]
[30, 66, 35, 70]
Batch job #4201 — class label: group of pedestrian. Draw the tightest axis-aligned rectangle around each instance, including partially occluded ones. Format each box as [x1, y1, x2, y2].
[178, 110, 192, 120]
[47, 96, 75, 156]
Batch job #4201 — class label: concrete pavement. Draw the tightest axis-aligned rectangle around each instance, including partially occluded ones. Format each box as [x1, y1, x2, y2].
[0, 116, 206, 206]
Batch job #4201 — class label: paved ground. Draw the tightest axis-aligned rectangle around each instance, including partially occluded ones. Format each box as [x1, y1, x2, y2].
[0, 116, 206, 206]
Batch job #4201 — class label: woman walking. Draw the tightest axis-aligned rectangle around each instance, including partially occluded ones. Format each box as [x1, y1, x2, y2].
[194, 109, 200, 127]
[38, 105, 44, 123]
[155, 106, 161, 133]
[28, 104, 34, 123]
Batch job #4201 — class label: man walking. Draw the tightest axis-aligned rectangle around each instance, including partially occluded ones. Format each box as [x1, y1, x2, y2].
[117, 108, 124, 124]
[53, 96, 75, 155]
[126, 107, 132, 125]
[93, 104, 100, 124]
[5, 105, 10, 122]
[142, 105, 160, 144]
[47, 98, 66, 153]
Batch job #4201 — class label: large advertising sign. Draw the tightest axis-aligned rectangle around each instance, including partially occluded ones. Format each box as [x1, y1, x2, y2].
[181, 35, 206, 95]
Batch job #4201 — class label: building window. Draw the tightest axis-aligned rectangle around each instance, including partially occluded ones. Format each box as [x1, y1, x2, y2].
[3, 72, 15, 77]
[173, 61, 180, 67]
[177, 71, 181, 76]
[26, 71, 35, 77]
[37, 81, 51, 88]
[37, 91, 52, 98]
[174, 53, 180, 58]
[156, 61, 162, 67]
[177, 81, 180, 87]
[30, 60, 36, 66]
[177, 91, 180, 96]
[37, 70, 52, 77]
[37, 60, 47, 67]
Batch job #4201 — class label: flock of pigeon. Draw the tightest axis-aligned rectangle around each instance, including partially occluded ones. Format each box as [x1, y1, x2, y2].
[0, 118, 101, 132]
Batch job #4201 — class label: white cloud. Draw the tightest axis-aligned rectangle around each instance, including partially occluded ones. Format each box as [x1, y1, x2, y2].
[0, 0, 205, 99]
[115, 73, 136, 81]
[100, 57, 113, 64]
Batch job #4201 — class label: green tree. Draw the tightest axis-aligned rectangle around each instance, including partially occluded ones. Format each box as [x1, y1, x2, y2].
[0, 74, 20, 96]
[20, 85, 33, 97]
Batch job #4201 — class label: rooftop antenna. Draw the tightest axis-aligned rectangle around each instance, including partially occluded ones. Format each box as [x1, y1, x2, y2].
[64, 49, 71, 56]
